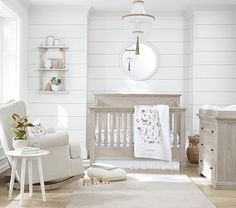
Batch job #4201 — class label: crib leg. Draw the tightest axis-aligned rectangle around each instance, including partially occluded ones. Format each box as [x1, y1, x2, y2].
[179, 161, 185, 171]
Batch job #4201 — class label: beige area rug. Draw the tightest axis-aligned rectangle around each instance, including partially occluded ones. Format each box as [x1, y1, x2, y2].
[67, 174, 216, 208]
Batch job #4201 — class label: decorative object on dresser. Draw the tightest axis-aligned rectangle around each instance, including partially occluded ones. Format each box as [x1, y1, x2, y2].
[89, 94, 186, 170]
[186, 135, 199, 164]
[38, 37, 69, 94]
[198, 106, 236, 189]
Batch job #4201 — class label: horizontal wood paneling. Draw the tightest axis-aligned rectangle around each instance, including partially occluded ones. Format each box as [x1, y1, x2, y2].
[196, 39, 236, 52]
[28, 91, 86, 104]
[196, 52, 236, 65]
[29, 116, 86, 130]
[29, 38, 86, 51]
[88, 41, 188, 55]
[192, 11, 236, 133]
[87, 79, 189, 92]
[88, 67, 189, 80]
[28, 77, 86, 91]
[28, 65, 87, 78]
[29, 6, 88, 25]
[28, 6, 88, 158]
[88, 54, 187, 67]
[29, 25, 86, 38]
[29, 51, 86, 65]
[89, 29, 188, 42]
[195, 65, 236, 78]
[28, 103, 86, 117]
[196, 25, 236, 38]
[196, 11, 236, 25]
[88, 17, 188, 30]
[195, 78, 236, 92]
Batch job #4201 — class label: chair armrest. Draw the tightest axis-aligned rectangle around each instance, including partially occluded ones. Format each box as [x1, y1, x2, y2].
[29, 132, 69, 148]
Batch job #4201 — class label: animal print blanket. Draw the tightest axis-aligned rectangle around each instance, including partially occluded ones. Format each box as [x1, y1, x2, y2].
[134, 105, 172, 161]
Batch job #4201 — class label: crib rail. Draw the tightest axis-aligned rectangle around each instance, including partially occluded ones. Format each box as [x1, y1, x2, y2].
[89, 106, 186, 164]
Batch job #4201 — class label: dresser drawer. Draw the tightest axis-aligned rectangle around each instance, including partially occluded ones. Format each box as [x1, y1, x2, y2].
[200, 145, 216, 160]
[200, 119, 217, 132]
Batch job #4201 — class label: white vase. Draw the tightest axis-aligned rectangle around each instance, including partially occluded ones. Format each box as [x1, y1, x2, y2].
[12, 139, 29, 151]
[46, 36, 54, 46]
[44, 59, 52, 69]
[51, 84, 62, 91]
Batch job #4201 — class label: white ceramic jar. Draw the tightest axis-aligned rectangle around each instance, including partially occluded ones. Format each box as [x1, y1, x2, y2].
[46, 36, 54, 46]
[44, 59, 52, 69]
[51, 84, 62, 91]
[54, 39, 61, 46]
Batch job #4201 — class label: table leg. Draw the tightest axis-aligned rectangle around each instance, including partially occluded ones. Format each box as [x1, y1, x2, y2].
[20, 158, 26, 206]
[28, 159, 33, 197]
[37, 157, 46, 201]
[8, 158, 18, 200]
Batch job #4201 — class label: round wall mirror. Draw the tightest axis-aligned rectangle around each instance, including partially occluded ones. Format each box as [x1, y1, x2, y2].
[120, 43, 158, 81]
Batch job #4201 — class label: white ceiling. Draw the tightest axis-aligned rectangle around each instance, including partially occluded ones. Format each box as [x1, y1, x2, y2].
[27, 0, 236, 12]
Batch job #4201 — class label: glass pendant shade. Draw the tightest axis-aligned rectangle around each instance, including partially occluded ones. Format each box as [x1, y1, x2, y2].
[122, 0, 155, 38]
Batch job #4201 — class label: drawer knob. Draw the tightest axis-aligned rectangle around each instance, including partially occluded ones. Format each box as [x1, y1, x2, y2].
[201, 143, 204, 146]
[211, 130, 214, 133]
[211, 149, 214, 152]
[201, 127, 204, 130]
[200, 160, 203, 162]
[210, 167, 213, 170]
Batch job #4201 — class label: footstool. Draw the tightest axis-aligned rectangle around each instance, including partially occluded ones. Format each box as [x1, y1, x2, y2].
[87, 167, 127, 182]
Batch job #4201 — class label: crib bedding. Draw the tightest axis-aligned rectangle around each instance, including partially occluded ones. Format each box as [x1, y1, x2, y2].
[95, 129, 180, 148]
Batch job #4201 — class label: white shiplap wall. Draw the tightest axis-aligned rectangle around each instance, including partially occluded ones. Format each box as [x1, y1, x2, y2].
[88, 14, 193, 135]
[28, 6, 90, 158]
[192, 10, 236, 132]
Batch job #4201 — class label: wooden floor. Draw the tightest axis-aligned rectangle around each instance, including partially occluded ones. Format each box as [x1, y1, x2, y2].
[1, 164, 236, 208]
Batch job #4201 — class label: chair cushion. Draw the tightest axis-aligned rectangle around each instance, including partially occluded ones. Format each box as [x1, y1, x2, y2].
[69, 142, 82, 159]
[87, 167, 127, 181]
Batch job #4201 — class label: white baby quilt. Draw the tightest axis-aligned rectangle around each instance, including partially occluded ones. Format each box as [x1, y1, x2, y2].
[134, 105, 172, 161]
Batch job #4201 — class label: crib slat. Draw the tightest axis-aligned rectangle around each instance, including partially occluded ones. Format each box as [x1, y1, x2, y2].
[129, 113, 133, 147]
[104, 113, 108, 146]
[173, 112, 178, 148]
[117, 113, 121, 147]
[97, 113, 102, 147]
[123, 113, 127, 147]
[110, 113, 115, 146]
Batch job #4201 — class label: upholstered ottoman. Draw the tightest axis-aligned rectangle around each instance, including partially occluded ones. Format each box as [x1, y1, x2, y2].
[87, 167, 127, 181]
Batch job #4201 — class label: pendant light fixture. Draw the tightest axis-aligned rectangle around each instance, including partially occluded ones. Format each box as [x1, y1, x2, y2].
[122, 0, 155, 55]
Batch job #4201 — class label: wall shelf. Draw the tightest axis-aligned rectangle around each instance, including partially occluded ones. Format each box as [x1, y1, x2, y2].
[38, 45, 69, 49]
[38, 44, 69, 93]
[38, 68, 68, 71]
[37, 90, 69, 94]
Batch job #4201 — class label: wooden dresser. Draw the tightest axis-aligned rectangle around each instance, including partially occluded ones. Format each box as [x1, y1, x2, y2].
[198, 107, 236, 189]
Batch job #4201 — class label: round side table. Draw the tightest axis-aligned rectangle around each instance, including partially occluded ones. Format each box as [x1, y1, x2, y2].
[6, 150, 49, 206]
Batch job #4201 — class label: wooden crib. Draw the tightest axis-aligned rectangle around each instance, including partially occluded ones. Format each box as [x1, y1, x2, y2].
[89, 94, 187, 170]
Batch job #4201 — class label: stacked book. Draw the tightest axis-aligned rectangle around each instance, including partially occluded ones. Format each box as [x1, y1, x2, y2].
[20, 147, 41, 155]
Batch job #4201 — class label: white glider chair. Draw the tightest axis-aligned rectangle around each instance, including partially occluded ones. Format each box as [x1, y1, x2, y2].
[0, 101, 84, 186]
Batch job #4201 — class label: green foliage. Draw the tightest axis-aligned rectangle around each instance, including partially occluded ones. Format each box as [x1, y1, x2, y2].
[50, 77, 62, 86]
[11, 113, 35, 140]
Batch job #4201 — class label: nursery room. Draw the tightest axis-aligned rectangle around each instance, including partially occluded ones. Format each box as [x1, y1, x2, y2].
[0, 0, 236, 207]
